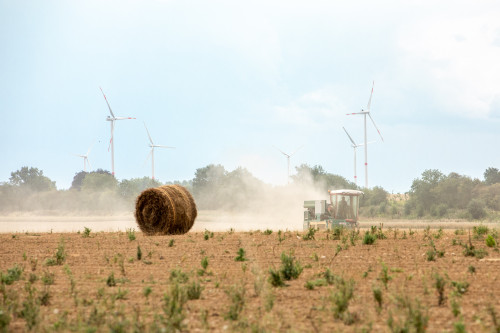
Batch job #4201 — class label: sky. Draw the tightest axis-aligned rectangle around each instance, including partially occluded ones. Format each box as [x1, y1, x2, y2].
[1, 0, 500, 193]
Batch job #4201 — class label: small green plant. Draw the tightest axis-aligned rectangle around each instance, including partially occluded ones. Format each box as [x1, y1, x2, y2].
[268, 268, 285, 287]
[264, 229, 273, 235]
[19, 283, 40, 330]
[186, 281, 203, 300]
[433, 272, 446, 306]
[82, 227, 91, 238]
[169, 269, 189, 283]
[235, 248, 247, 262]
[330, 277, 355, 320]
[277, 230, 285, 243]
[487, 305, 500, 333]
[126, 229, 136, 241]
[113, 287, 128, 300]
[450, 297, 461, 317]
[451, 280, 469, 295]
[201, 256, 209, 270]
[468, 265, 476, 274]
[204, 230, 214, 240]
[486, 234, 497, 247]
[453, 321, 466, 333]
[279, 252, 303, 281]
[45, 239, 66, 266]
[137, 245, 142, 261]
[0, 307, 11, 332]
[302, 227, 316, 240]
[41, 271, 55, 285]
[363, 231, 376, 245]
[168, 239, 175, 247]
[158, 282, 187, 331]
[0, 264, 23, 285]
[106, 272, 116, 287]
[378, 262, 392, 290]
[224, 284, 245, 321]
[143, 286, 152, 299]
[372, 285, 383, 312]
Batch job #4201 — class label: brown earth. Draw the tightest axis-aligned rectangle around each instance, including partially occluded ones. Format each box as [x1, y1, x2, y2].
[0, 226, 499, 332]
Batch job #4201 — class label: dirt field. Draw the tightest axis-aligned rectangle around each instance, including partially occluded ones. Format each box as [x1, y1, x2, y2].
[0, 225, 499, 332]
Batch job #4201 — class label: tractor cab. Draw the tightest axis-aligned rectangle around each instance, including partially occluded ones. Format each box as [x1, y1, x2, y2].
[303, 189, 364, 230]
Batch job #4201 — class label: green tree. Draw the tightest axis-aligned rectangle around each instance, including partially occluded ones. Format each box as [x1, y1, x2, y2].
[292, 164, 356, 191]
[70, 171, 88, 190]
[119, 177, 162, 199]
[484, 167, 500, 185]
[409, 169, 445, 213]
[81, 172, 118, 192]
[9, 166, 56, 191]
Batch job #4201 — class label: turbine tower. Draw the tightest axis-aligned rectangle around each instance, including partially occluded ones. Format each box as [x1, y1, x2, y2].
[144, 122, 174, 180]
[75, 142, 94, 172]
[342, 127, 374, 185]
[100, 87, 135, 176]
[346, 82, 384, 188]
[275, 146, 303, 184]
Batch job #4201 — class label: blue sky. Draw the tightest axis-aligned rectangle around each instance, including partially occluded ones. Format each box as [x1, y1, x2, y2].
[1, 0, 500, 193]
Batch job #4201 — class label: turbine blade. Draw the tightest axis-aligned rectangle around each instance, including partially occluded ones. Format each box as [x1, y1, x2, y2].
[86, 140, 95, 156]
[343, 127, 357, 146]
[290, 145, 303, 157]
[273, 146, 290, 157]
[366, 81, 374, 111]
[144, 122, 154, 145]
[368, 113, 384, 142]
[100, 87, 115, 118]
[143, 149, 153, 167]
[346, 112, 364, 115]
[154, 145, 175, 149]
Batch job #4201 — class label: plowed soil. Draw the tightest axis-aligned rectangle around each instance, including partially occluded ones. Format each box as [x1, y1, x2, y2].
[0, 226, 499, 332]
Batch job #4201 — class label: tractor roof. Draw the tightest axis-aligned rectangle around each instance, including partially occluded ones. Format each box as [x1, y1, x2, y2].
[328, 189, 364, 196]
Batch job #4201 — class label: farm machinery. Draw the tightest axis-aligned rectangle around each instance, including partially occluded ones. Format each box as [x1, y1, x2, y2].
[303, 189, 364, 230]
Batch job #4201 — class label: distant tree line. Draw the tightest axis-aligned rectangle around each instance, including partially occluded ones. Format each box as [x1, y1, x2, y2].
[1, 165, 500, 220]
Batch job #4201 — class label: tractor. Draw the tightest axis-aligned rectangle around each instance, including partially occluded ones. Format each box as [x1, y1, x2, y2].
[303, 189, 364, 230]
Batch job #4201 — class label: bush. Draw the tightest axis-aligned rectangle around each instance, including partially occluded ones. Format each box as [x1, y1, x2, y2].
[468, 200, 486, 220]
[486, 235, 497, 247]
[363, 232, 376, 245]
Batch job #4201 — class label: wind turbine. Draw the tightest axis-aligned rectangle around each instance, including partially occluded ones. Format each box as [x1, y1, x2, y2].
[346, 82, 384, 188]
[75, 142, 94, 172]
[100, 87, 136, 176]
[342, 127, 375, 185]
[144, 122, 174, 180]
[275, 146, 303, 184]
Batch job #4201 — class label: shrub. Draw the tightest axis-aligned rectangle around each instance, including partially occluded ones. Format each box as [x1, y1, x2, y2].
[486, 234, 497, 247]
[302, 227, 316, 240]
[235, 248, 247, 262]
[363, 232, 376, 245]
[186, 281, 203, 300]
[280, 252, 303, 281]
[224, 285, 245, 321]
[268, 268, 284, 287]
[0, 264, 23, 285]
[126, 229, 136, 241]
[433, 273, 446, 306]
[330, 277, 355, 319]
[468, 200, 486, 220]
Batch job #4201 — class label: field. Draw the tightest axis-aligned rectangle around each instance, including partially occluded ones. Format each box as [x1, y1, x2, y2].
[0, 223, 500, 332]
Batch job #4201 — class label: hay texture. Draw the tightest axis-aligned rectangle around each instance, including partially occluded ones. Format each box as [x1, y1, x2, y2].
[135, 185, 197, 235]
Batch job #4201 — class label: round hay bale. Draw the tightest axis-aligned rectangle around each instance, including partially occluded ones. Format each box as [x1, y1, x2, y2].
[134, 185, 197, 235]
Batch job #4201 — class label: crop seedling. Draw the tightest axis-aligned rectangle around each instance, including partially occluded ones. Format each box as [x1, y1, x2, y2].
[19, 283, 40, 331]
[280, 252, 303, 281]
[169, 269, 189, 283]
[157, 282, 187, 332]
[82, 227, 91, 238]
[38, 289, 51, 306]
[0, 264, 23, 285]
[264, 229, 273, 235]
[330, 277, 355, 321]
[387, 296, 428, 333]
[453, 321, 466, 333]
[107, 272, 117, 287]
[45, 239, 66, 266]
[268, 268, 284, 287]
[204, 230, 214, 240]
[41, 271, 55, 285]
[278, 230, 285, 243]
[487, 305, 500, 333]
[451, 297, 461, 317]
[433, 272, 446, 306]
[0, 307, 11, 332]
[186, 281, 203, 300]
[302, 227, 316, 240]
[363, 231, 376, 245]
[486, 234, 496, 247]
[168, 239, 175, 247]
[224, 284, 245, 321]
[143, 286, 152, 299]
[235, 248, 247, 262]
[473, 225, 489, 238]
[372, 285, 383, 312]
[113, 287, 128, 300]
[451, 280, 469, 295]
[378, 262, 392, 289]
[126, 229, 136, 241]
